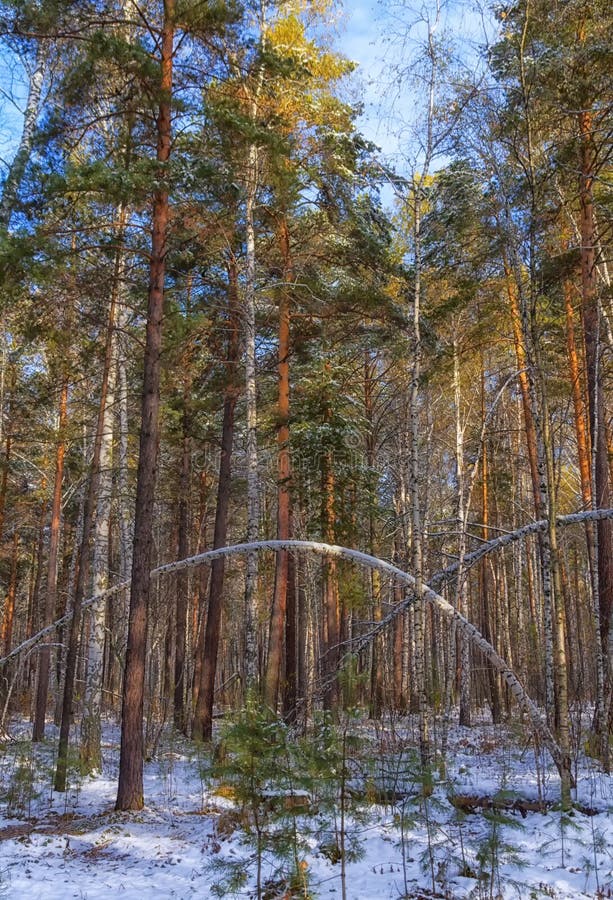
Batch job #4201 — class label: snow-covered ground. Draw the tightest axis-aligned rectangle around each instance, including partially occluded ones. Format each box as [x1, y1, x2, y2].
[0, 716, 611, 899]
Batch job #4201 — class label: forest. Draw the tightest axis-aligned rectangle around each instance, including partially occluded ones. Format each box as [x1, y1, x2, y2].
[0, 0, 611, 897]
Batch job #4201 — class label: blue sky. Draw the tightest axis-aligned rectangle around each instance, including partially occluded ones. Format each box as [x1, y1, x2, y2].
[338, 0, 495, 164]
[0, 0, 494, 193]
[0, 1, 392, 178]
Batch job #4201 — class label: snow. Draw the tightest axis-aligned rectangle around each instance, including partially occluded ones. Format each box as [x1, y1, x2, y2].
[0, 717, 611, 899]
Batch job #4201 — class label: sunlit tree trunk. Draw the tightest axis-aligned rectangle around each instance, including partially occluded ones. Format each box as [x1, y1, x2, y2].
[243, 76, 264, 687]
[116, 0, 174, 810]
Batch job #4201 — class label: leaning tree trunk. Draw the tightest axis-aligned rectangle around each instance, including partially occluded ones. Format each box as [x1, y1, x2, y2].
[150, 538, 571, 796]
[116, 0, 174, 811]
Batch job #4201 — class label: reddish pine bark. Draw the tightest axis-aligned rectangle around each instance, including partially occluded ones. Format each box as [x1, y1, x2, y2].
[578, 110, 613, 653]
[116, 0, 174, 810]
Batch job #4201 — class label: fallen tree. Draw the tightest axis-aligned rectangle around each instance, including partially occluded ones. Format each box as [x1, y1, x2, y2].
[1, 535, 583, 791]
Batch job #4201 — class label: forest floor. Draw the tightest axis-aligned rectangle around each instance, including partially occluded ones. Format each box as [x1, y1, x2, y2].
[0, 713, 611, 899]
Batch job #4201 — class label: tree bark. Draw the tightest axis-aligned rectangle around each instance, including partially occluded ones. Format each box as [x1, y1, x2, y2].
[116, 0, 174, 810]
[32, 377, 68, 742]
[192, 256, 240, 743]
[174, 285, 193, 733]
[579, 110, 613, 663]
[265, 217, 292, 710]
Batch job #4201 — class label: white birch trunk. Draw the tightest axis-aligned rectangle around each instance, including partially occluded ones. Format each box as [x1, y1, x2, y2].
[243, 138, 260, 687]
[81, 329, 117, 771]
[0, 41, 46, 229]
[242, 33, 266, 686]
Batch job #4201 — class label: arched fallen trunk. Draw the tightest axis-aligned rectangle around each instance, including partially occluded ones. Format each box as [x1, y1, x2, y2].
[152, 539, 568, 782]
[3, 533, 592, 789]
[430, 507, 613, 588]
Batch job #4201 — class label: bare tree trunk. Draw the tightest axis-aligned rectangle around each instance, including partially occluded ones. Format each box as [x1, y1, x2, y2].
[409, 184, 429, 769]
[56, 242, 125, 791]
[32, 378, 68, 742]
[174, 281, 193, 733]
[321, 371, 339, 712]
[579, 113, 613, 767]
[480, 362, 502, 724]
[282, 542, 297, 721]
[80, 210, 128, 770]
[265, 218, 292, 709]
[364, 351, 383, 718]
[192, 257, 240, 742]
[452, 334, 471, 726]
[1, 530, 19, 656]
[116, 0, 174, 811]
[243, 134, 261, 689]
[80, 334, 117, 771]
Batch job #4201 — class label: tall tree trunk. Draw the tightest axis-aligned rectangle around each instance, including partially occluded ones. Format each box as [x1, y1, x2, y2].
[192, 257, 240, 742]
[116, 0, 174, 810]
[321, 362, 339, 712]
[564, 276, 606, 745]
[55, 236, 125, 791]
[579, 110, 613, 688]
[190, 469, 210, 720]
[32, 377, 68, 742]
[504, 262, 544, 519]
[409, 186, 429, 770]
[282, 543, 297, 722]
[480, 366, 501, 725]
[80, 210, 128, 771]
[392, 529, 406, 712]
[265, 217, 292, 710]
[364, 352, 383, 718]
[80, 327, 117, 772]
[1, 529, 19, 656]
[243, 133, 262, 689]
[564, 280, 592, 507]
[0, 365, 16, 547]
[174, 280, 193, 733]
[452, 335, 471, 727]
